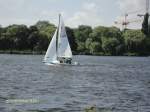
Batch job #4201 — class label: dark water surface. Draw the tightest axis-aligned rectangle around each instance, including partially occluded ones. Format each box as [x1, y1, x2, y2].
[0, 54, 150, 112]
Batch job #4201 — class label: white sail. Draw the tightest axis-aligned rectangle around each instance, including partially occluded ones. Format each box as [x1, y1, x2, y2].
[43, 29, 58, 63]
[58, 15, 72, 58]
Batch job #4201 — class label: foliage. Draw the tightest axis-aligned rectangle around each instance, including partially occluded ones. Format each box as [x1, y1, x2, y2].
[90, 26, 124, 55]
[35, 21, 56, 39]
[85, 38, 101, 54]
[77, 42, 86, 52]
[66, 27, 77, 51]
[0, 21, 150, 56]
[74, 25, 92, 42]
[123, 29, 147, 55]
[142, 13, 149, 36]
[102, 37, 123, 55]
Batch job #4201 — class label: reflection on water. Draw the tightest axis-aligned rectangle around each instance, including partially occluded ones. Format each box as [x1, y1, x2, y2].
[0, 54, 150, 112]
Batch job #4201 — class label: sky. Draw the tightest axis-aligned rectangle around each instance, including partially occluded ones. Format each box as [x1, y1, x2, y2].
[0, 0, 148, 29]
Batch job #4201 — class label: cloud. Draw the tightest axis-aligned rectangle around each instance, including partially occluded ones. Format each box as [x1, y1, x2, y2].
[66, 2, 103, 28]
[0, 0, 30, 26]
[0, 0, 25, 14]
[117, 0, 145, 13]
[1, 0, 144, 29]
[0, 0, 59, 26]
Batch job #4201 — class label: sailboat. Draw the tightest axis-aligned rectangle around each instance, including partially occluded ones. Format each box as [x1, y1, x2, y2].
[43, 14, 78, 66]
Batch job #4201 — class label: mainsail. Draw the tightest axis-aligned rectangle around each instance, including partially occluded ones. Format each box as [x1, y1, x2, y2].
[58, 15, 72, 58]
[44, 29, 58, 63]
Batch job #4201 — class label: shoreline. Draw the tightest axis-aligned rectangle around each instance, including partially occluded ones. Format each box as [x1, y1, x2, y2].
[0, 50, 45, 55]
[0, 50, 149, 57]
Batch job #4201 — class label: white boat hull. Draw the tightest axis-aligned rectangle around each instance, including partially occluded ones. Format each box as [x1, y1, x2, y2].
[44, 61, 79, 66]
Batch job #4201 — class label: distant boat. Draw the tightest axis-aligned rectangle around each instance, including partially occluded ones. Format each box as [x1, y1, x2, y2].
[43, 14, 78, 66]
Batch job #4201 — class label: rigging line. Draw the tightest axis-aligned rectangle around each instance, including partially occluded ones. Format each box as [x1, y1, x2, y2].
[122, 9, 145, 16]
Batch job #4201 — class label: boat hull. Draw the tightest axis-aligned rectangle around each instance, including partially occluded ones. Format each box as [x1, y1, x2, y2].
[44, 61, 79, 66]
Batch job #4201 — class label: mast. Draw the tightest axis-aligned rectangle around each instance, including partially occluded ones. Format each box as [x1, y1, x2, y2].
[56, 14, 61, 59]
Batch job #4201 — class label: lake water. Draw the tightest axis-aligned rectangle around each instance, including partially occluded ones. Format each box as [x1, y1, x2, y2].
[0, 54, 150, 112]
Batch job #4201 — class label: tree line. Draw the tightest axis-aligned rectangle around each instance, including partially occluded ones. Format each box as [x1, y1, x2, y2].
[0, 20, 150, 56]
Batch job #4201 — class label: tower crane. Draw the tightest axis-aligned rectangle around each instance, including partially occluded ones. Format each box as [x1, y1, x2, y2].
[114, 18, 142, 30]
[114, 10, 143, 30]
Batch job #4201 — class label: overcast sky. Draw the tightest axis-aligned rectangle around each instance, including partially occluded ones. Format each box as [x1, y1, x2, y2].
[0, 0, 148, 29]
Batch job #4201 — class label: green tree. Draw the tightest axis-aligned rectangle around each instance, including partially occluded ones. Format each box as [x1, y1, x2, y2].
[77, 42, 86, 53]
[5, 25, 29, 50]
[28, 24, 55, 51]
[85, 38, 93, 50]
[74, 25, 92, 53]
[89, 42, 101, 54]
[74, 25, 92, 42]
[144, 38, 150, 53]
[0, 32, 14, 50]
[123, 29, 146, 55]
[142, 13, 149, 36]
[90, 26, 124, 55]
[34, 33, 49, 51]
[0, 25, 2, 37]
[27, 25, 39, 50]
[0, 21, 150, 56]
[35, 21, 56, 39]
[91, 26, 122, 38]
[102, 37, 122, 55]
[66, 27, 77, 51]
[85, 38, 101, 54]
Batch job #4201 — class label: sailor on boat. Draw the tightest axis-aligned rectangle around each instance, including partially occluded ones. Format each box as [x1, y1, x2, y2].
[58, 57, 72, 64]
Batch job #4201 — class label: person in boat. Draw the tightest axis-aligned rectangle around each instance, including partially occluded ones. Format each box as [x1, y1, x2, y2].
[66, 58, 72, 64]
[58, 57, 72, 64]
